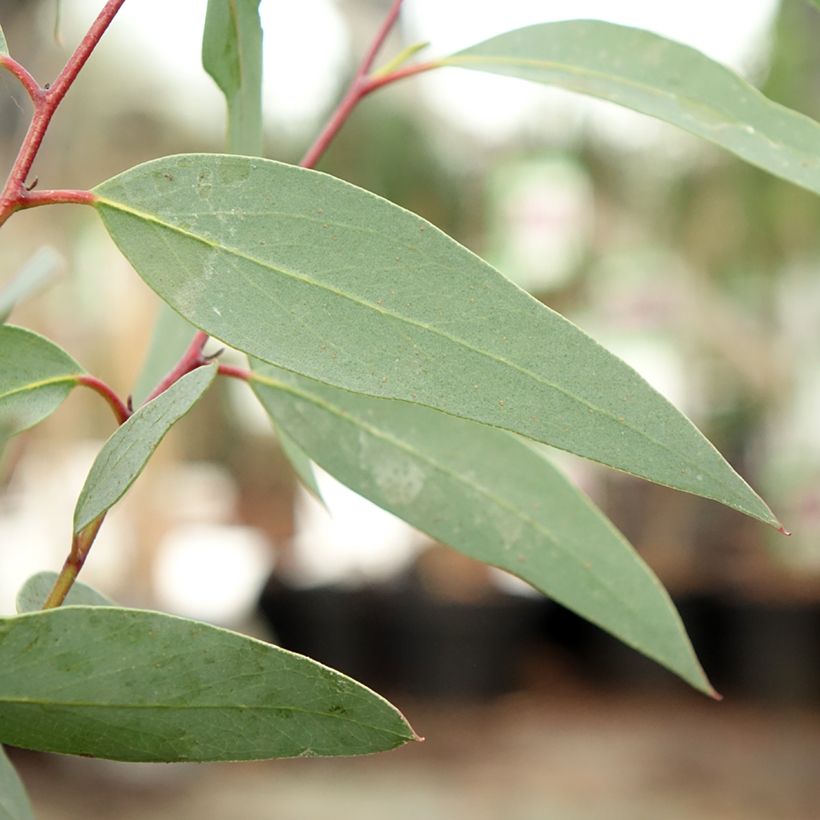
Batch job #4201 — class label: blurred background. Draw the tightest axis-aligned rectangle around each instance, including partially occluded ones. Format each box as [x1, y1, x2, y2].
[2, 0, 820, 817]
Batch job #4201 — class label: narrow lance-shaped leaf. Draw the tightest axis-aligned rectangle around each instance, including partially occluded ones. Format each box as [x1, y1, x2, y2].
[131, 303, 198, 406]
[251, 362, 714, 695]
[0, 745, 34, 820]
[202, 0, 263, 156]
[439, 20, 820, 197]
[0, 607, 417, 762]
[74, 365, 216, 532]
[16, 571, 114, 613]
[0, 25, 8, 57]
[94, 155, 778, 526]
[0, 325, 83, 441]
[0, 246, 63, 323]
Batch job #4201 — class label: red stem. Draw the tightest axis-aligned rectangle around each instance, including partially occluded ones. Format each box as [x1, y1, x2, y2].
[301, 0, 431, 169]
[0, 0, 126, 226]
[144, 331, 209, 404]
[76, 374, 131, 425]
[217, 363, 251, 381]
[0, 55, 41, 101]
[359, 0, 405, 75]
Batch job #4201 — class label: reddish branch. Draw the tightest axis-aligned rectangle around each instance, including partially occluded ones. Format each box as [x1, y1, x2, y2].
[144, 331, 210, 404]
[0, 0, 126, 226]
[76, 374, 131, 425]
[300, 0, 436, 169]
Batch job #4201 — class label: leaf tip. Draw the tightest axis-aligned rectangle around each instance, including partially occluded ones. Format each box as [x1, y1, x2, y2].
[778, 524, 792, 537]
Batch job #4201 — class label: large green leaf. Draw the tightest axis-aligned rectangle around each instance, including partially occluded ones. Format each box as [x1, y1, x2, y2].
[0, 746, 34, 820]
[273, 414, 326, 507]
[441, 21, 820, 196]
[0, 247, 63, 323]
[0, 607, 417, 761]
[0, 325, 83, 441]
[16, 571, 113, 613]
[94, 155, 777, 526]
[74, 365, 216, 532]
[202, 0, 263, 156]
[251, 363, 713, 694]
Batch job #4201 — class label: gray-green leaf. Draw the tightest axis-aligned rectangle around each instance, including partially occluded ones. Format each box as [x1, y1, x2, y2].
[0, 247, 63, 323]
[94, 155, 778, 527]
[0, 25, 8, 57]
[251, 362, 713, 695]
[16, 571, 114, 613]
[74, 365, 216, 532]
[442, 20, 820, 196]
[275, 418, 326, 507]
[0, 325, 83, 441]
[0, 607, 417, 761]
[131, 303, 198, 406]
[202, 0, 263, 156]
[0, 746, 34, 820]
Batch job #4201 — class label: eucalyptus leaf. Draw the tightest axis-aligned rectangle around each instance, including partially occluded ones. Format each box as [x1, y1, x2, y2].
[251, 363, 713, 695]
[441, 20, 820, 196]
[131, 303, 198, 406]
[16, 571, 113, 613]
[0, 325, 83, 441]
[0, 247, 63, 322]
[94, 155, 778, 527]
[0, 746, 34, 820]
[0, 607, 417, 761]
[74, 365, 216, 532]
[275, 418, 326, 507]
[202, 0, 263, 156]
[0, 25, 8, 57]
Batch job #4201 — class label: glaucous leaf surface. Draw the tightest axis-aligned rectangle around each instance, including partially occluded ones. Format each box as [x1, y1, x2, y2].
[442, 21, 820, 196]
[131, 303, 198, 406]
[74, 365, 216, 532]
[202, 0, 263, 156]
[251, 362, 713, 694]
[16, 571, 113, 613]
[0, 247, 63, 323]
[94, 155, 777, 526]
[0, 607, 417, 761]
[0, 26, 8, 56]
[0, 746, 34, 820]
[0, 326, 82, 440]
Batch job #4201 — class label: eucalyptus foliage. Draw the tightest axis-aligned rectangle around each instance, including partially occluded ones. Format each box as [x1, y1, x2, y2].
[0, 1, 803, 792]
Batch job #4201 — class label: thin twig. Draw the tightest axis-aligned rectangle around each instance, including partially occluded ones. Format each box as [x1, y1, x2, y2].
[144, 331, 209, 404]
[76, 374, 131, 425]
[0, 0, 127, 226]
[0, 55, 42, 101]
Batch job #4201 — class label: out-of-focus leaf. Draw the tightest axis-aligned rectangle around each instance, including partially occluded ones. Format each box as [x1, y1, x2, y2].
[94, 155, 779, 527]
[0, 247, 63, 322]
[74, 365, 215, 532]
[0, 25, 8, 56]
[275, 419, 326, 507]
[251, 363, 714, 695]
[16, 571, 114, 613]
[0, 745, 34, 820]
[202, 0, 263, 155]
[442, 21, 820, 196]
[0, 607, 418, 761]
[131, 304, 197, 406]
[0, 326, 82, 441]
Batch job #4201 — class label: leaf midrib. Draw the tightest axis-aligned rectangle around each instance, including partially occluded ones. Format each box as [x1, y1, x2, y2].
[251, 371, 682, 657]
[0, 373, 80, 401]
[443, 53, 813, 163]
[0, 695, 409, 738]
[95, 194, 734, 500]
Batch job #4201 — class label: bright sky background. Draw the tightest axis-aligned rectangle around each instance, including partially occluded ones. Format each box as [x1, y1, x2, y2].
[60, 0, 780, 145]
